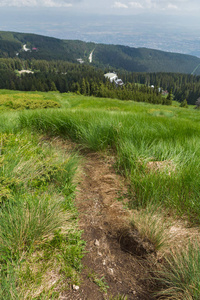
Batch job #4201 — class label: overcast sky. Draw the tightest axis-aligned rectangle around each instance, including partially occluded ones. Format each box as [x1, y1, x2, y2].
[0, 0, 199, 15]
[0, 0, 199, 55]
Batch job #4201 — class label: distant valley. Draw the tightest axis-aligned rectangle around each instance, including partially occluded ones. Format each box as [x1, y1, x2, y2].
[1, 30, 200, 106]
[1, 11, 200, 58]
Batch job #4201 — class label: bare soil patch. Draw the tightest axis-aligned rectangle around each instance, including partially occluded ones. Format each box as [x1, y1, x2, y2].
[146, 160, 175, 175]
[60, 146, 154, 299]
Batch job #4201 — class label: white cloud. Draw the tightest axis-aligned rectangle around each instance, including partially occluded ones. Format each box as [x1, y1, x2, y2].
[0, 0, 37, 6]
[113, 1, 128, 8]
[134, 0, 189, 10]
[112, 0, 199, 13]
[0, 0, 74, 7]
[43, 0, 73, 7]
[167, 3, 178, 10]
[0, 0, 198, 13]
[129, 2, 143, 8]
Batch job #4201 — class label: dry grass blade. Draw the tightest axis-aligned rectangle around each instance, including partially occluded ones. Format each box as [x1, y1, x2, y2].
[132, 205, 174, 252]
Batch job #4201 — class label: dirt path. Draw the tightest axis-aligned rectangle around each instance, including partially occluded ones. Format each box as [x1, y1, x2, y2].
[62, 149, 153, 300]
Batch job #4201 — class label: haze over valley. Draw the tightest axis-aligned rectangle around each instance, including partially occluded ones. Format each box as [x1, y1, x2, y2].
[0, 8, 200, 57]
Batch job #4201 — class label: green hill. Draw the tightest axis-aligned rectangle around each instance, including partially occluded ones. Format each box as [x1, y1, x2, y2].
[0, 31, 94, 61]
[93, 44, 200, 74]
[0, 31, 200, 74]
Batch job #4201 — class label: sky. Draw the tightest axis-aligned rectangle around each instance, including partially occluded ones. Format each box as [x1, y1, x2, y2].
[0, 0, 199, 55]
[0, 0, 199, 15]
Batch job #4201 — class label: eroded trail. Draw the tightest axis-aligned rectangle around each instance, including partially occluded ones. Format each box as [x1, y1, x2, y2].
[65, 151, 152, 299]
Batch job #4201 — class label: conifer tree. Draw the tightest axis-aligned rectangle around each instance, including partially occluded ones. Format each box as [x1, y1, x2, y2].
[81, 78, 87, 95]
[180, 99, 188, 108]
[166, 90, 173, 105]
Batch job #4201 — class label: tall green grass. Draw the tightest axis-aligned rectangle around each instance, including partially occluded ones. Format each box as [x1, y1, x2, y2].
[154, 242, 200, 299]
[0, 128, 84, 298]
[0, 112, 19, 134]
[0, 195, 67, 261]
[19, 109, 120, 151]
[3, 91, 200, 298]
[18, 107, 200, 222]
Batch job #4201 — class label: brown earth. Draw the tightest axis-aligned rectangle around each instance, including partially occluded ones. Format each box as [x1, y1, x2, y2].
[53, 141, 154, 300]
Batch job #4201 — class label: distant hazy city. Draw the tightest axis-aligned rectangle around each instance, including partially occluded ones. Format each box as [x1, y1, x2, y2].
[0, 10, 200, 57]
[49, 14, 200, 57]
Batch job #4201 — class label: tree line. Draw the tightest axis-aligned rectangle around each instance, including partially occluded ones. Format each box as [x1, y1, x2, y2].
[0, 57, 200, 105]
[118, 71, 200, 105]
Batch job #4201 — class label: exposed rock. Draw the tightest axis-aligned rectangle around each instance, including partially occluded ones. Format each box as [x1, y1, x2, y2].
[94, 239, 100, 247]
[72, 285, 80, 291]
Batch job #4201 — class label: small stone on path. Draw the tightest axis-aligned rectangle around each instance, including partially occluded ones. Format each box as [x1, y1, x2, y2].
[94, 239, 100, 246]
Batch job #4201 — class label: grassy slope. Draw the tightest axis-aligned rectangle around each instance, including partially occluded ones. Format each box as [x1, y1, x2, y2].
[10, 91, 199, 222]
[2, 89, 200, 220]
[0, 90, 61, 111]
[0, 93, 85, 298]
[1, 90, 200, 298]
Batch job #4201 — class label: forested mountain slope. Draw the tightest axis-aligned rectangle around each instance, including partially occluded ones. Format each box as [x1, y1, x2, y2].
[0, 31, 94, 61]
[93, 44, 200, 74]
[0, 31, 200, 74]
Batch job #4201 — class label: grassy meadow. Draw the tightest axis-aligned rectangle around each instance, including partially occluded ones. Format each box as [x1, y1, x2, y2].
[0, 91, 85, 299]
[18, 91, 200, 222]
[1, 89, 200, 298]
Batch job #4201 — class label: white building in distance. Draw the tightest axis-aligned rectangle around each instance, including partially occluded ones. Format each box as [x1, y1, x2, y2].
[104, 72, 124, 86]
[104, 72, 118, 82]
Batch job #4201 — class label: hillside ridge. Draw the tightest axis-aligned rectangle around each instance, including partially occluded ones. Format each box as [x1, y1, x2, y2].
[1, 30, 200, 74]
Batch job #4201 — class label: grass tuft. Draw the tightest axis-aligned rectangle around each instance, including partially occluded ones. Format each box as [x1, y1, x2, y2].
[154, 241, 200, 299]
[0, 195, 68, 261]
[132, 204, 173, 251]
